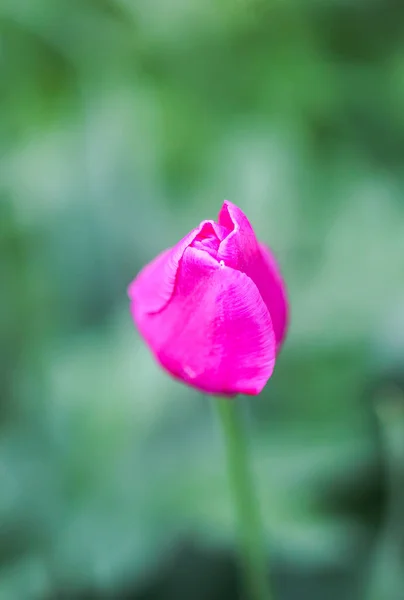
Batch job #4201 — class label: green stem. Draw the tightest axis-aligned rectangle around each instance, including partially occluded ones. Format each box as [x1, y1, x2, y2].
[215, 397, 273, 600]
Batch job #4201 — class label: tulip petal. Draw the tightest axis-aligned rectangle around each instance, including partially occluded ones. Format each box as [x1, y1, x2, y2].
[258, 243, 289, 350]
[128, 220, 226, 314]
[131, 246, 276, 396]
[217, 200, 259, 271]
[217, 200, 288, 350]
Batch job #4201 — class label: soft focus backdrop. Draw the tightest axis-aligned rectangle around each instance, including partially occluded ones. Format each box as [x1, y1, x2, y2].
[1, 1, 404, 599]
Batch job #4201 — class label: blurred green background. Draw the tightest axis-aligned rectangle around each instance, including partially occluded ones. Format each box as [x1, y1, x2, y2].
[2, 1, 404, 599]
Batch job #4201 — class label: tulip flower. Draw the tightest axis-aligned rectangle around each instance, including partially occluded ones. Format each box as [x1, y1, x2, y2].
[128, 200, 288, 396]
[128, 200, 288, 600]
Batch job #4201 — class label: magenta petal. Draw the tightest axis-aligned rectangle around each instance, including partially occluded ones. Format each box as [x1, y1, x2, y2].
[128, 220, 225, 314]
[127, 247, 172, 314]
[258, 243, 289, 350]
[217, 201, 288, 349]
[217, 200, 259, 271]
[131, 247, 276, 396]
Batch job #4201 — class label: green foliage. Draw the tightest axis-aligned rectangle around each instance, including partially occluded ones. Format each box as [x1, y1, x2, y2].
[1, 0, 404, 598]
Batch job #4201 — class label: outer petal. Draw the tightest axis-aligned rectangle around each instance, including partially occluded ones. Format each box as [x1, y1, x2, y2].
[128, 220, 228, 314]
[131, 246, 276, 396]
[217, 200, 288, 350]
[217, 200, 259, 272]
[258, 243, 289, 350]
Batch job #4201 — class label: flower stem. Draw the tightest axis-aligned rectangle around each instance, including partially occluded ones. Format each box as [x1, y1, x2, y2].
[215, 397, 273, 600]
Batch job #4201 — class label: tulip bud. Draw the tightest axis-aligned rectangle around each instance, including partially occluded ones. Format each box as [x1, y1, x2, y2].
[128, 201, 288, 396]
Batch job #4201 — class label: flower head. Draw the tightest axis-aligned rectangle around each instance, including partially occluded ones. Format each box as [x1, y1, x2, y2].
[128, 201, 288, 395]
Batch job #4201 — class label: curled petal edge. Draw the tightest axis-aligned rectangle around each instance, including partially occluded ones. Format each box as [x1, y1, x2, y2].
[128, 219, 227, 315]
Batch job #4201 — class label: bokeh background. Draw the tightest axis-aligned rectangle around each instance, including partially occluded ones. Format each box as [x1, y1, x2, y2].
[2, 1, 404, 599]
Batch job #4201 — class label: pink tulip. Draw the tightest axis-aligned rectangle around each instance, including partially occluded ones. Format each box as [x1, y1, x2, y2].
[128, 201, 288, 396]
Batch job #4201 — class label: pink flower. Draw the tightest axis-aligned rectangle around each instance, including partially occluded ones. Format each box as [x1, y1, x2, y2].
[128, 201, 288, 396]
